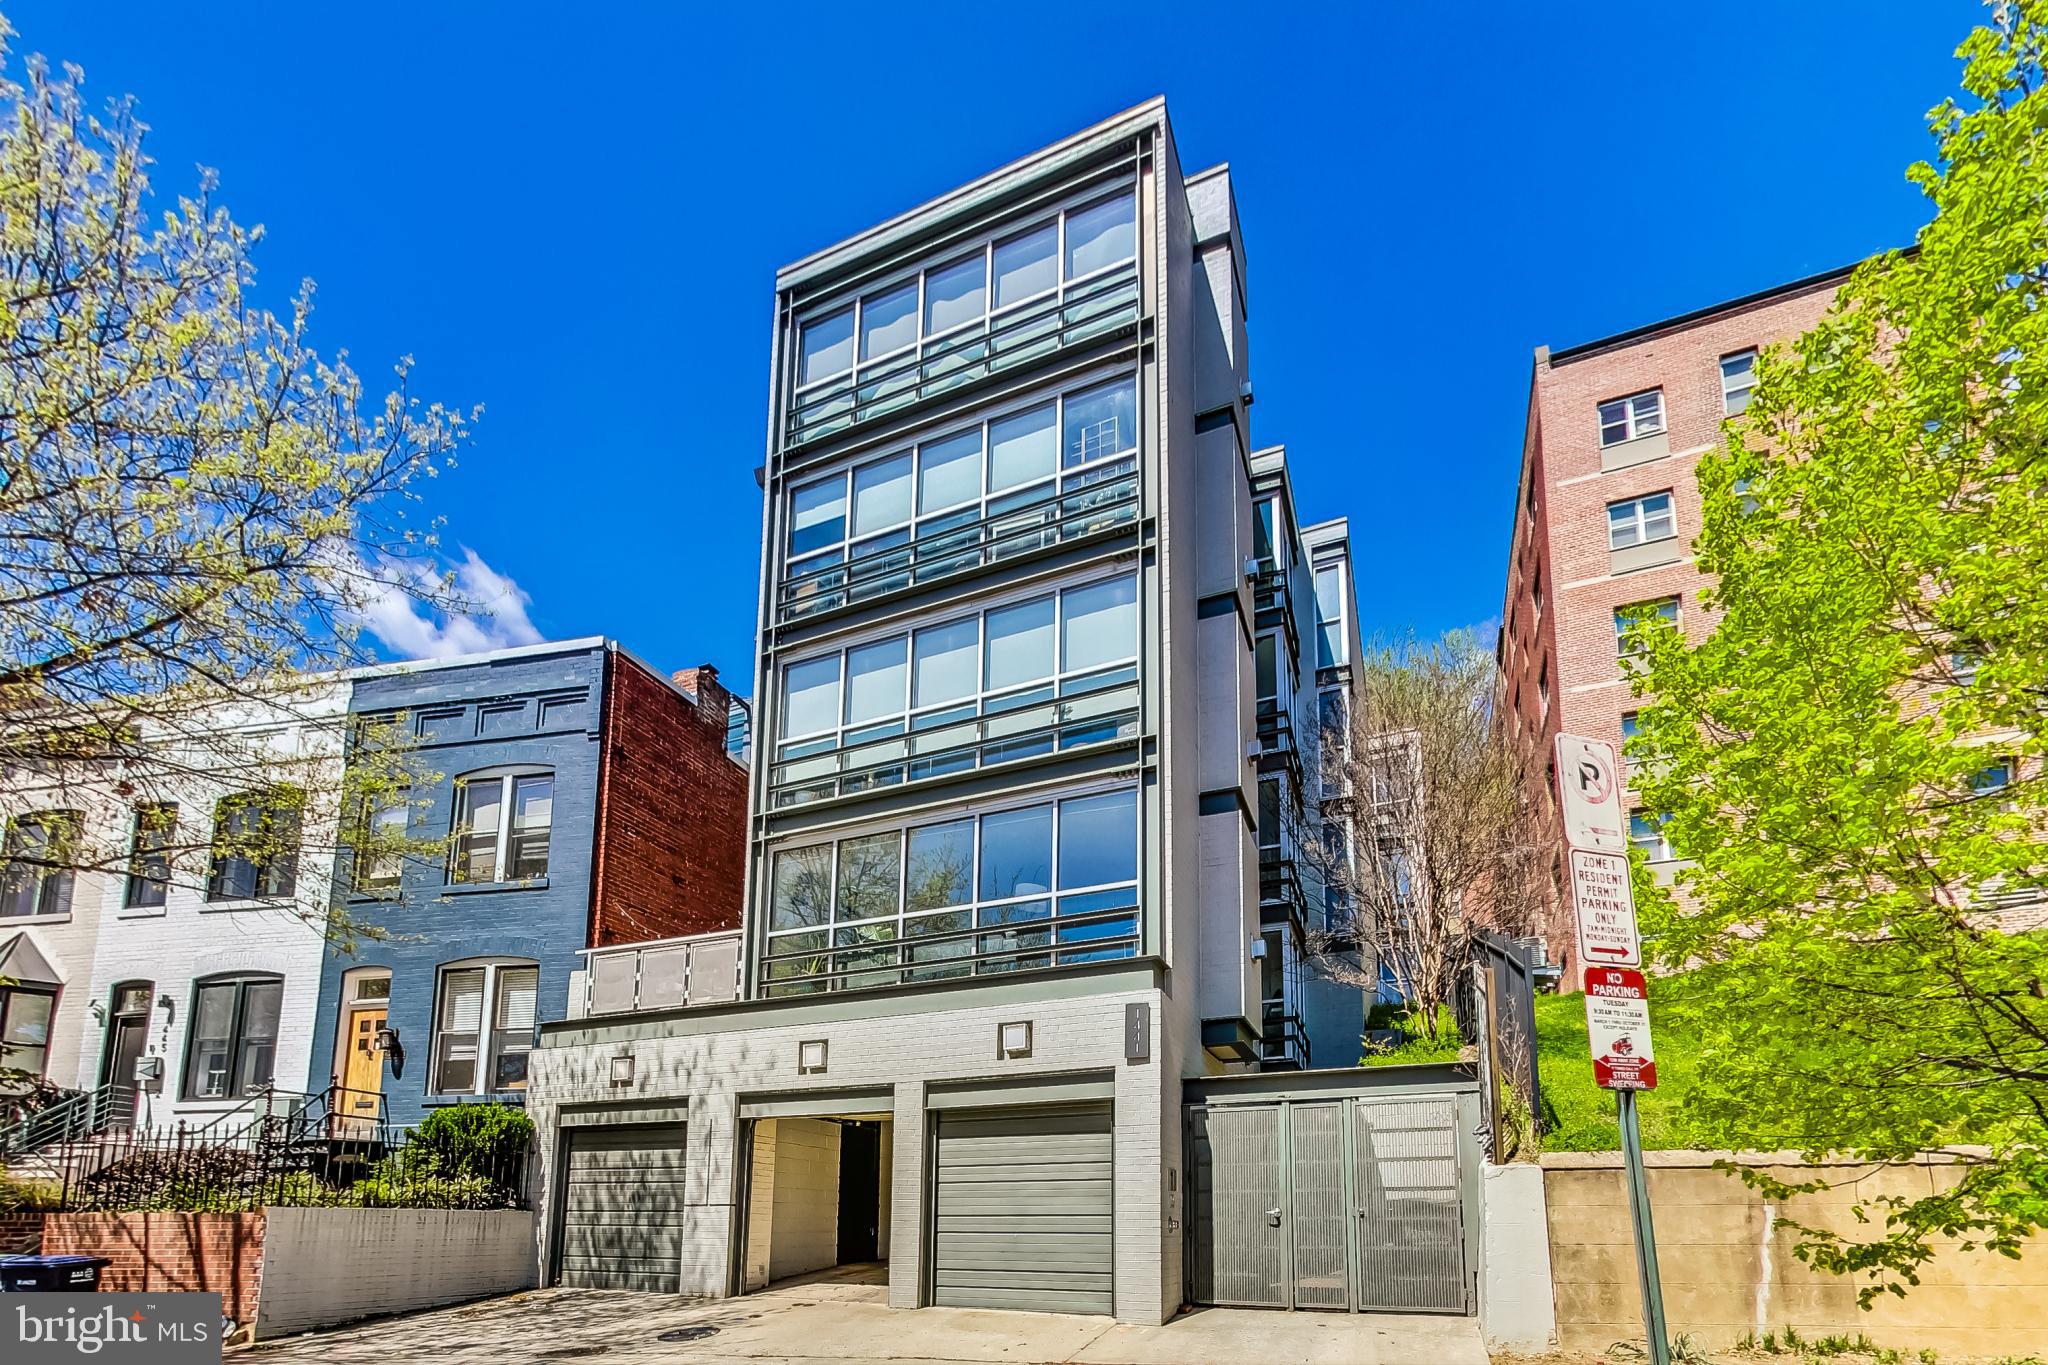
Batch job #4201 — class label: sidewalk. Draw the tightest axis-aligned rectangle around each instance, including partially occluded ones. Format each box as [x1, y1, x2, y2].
[243, 1269, 1487, 1364]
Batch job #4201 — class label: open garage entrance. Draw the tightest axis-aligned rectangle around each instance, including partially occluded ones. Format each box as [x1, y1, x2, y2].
[739, 1097, 893, 1295]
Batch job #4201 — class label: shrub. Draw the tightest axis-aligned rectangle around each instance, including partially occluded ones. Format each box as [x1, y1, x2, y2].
[400, 1103, 533, 1182]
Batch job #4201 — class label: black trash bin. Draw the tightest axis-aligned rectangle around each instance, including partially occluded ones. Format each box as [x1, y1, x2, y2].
[0, 1255, 110, 1292]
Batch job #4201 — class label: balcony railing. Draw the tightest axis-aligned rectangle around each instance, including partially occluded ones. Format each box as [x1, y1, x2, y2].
[1252, 565, 1285, 614]
[759, 901, 1140, 998]
[785, 262, 1142, 449]
[1260, 1004, 1310, 1070]
[769, 674, 1141, 809]
[778, 469, 1140, 624]
[582, 930, 743, 1017]
[1259, 852, 1311, 929]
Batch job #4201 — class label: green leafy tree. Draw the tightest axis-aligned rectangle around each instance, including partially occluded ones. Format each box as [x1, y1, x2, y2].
[1628, 0, 2048, 1305]
[0, 15, 474, 975]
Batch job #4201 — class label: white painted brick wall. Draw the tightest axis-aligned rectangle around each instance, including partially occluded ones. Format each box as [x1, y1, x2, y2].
[254, 1208, 536, 1338]
[767, 1116, 840, 1281]
[530, 984, 1173, 1323]
[3, 683, 347, 1122]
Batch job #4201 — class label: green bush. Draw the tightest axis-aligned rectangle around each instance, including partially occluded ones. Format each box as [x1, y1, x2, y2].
[400, 1103, 534, 1181]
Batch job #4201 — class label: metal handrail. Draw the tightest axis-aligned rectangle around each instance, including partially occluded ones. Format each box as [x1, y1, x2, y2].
[0, 1081, 133, 1157]
[785, 263, 1142, 447]
[759, 902, 1141, 994]
[778, 470, 1141, 622]
[770, 677, 1141, 808]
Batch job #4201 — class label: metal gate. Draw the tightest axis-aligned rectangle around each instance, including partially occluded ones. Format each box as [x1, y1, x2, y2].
[1355, 1097, 1466, 1312]
[1187, 1093, 1470, 1314]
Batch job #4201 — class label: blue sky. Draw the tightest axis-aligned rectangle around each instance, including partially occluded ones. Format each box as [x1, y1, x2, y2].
[9, 2, 1982, 687]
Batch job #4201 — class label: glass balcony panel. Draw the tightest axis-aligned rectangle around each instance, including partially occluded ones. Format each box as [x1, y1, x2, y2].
[982, 685, 1058, 764]
[832, 921, 900, 991]
[1055, 888, 1139, 964]
[977, 899, 1052, 972]
[764, 930, 828, 995]
[904, 910, 972, 981]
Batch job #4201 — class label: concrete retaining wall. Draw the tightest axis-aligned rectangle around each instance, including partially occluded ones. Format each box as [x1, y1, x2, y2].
[253, 1207, 536, 1339]
[1543, 1151, 2048, 1358]
[1480, 1162, 1557, 1352]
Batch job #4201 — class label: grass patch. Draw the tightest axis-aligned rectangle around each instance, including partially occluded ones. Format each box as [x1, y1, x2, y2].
[1358, 1004, 1467, 1067]
[1534, 984, 1709, 1151]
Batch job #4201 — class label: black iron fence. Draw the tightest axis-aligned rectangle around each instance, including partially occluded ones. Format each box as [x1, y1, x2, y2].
[8, 1086, 530, 1213]
[40, 1122, 529, 1213]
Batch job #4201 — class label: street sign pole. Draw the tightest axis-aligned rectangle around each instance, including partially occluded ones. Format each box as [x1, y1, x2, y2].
[1555, 733, 1669, 1365]
[1617, 1089, 1671, 1365]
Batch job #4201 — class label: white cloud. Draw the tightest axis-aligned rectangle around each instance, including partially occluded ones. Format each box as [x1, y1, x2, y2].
[353, 547, 545, 662]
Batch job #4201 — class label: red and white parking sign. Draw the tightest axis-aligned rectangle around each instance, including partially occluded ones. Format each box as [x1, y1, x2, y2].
[1584, 967, 1656, 1090]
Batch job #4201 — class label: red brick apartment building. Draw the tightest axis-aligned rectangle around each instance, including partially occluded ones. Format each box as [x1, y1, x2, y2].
[1495, 266, 1851, 989]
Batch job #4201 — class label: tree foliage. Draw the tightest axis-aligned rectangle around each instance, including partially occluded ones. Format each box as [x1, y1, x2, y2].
[1303, 632, 1545, 1047]
[0, 15, 474, 1040]
[1629, 0, 2048, 1303]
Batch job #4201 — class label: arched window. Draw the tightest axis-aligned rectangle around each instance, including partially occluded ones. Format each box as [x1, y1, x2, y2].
[449, 769, 553, 884]
[184, 974, 284, 1100]
[430, 958, 540, 1095]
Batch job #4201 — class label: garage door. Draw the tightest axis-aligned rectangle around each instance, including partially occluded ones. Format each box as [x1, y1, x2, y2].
[556, 1124, 688, 1292]
[931, 1104, 1113, 1315]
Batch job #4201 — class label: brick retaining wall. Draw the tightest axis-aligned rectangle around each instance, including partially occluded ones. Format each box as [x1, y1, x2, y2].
[38, 1211, 264, 1329]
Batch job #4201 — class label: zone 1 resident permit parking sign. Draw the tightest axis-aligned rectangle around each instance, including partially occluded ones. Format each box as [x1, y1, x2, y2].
[1584, 966, 1656, 1090]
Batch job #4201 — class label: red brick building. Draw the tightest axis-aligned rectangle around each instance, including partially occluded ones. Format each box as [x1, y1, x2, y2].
[1496, 266, 1851, 989]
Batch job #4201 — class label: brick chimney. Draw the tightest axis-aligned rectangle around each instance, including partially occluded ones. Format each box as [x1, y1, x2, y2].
[672, 664, 729, 730]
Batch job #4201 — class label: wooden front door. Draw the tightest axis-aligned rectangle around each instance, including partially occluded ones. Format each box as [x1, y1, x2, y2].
[340, 1007, 387, 1128]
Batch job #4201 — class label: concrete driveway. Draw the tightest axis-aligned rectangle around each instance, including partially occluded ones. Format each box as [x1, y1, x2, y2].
[241, 1270, 1487, 1364]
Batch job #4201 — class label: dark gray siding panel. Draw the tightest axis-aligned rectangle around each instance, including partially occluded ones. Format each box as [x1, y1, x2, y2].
[557, 1124, 688, 1292]
[930, 1104, 1113, 1315]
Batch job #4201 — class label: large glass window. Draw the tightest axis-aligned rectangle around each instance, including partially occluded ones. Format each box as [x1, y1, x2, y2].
[773, 574, 1139, 801]
[124, 804, 176, 909]
[1312, 562, 1349, 669]
[431, 960, 539, 1094]
[798, 308, 854, 386]
[206, 792, 300, 902]
[0, 811, 78, 918]
[183, 974, 283, 1100]
[0, 987, 53, 1077]
[761, 788, 1140, 993]
[782, 372, 1142, 617]
[994, 223, 1059, 307]
[788, 185, 1140, 441]
[925, 254, 985, 334]
[1064, 194, 1137, 280]
[450, 770, 553, 883]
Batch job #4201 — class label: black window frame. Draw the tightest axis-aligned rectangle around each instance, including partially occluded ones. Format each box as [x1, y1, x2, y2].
[0, 810, 81, 920]
[124, 803, 177, 909]
[181, 973, 285, 1101]
[206, 789, 302, 903]
[0, 984, 56, 1078]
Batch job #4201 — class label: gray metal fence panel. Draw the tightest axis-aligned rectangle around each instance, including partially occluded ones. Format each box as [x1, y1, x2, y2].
[1353, 1097, 1467, 1312]
[1287, 1101, 1350, 1310]
[1189, 1105, 1287, 1308]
